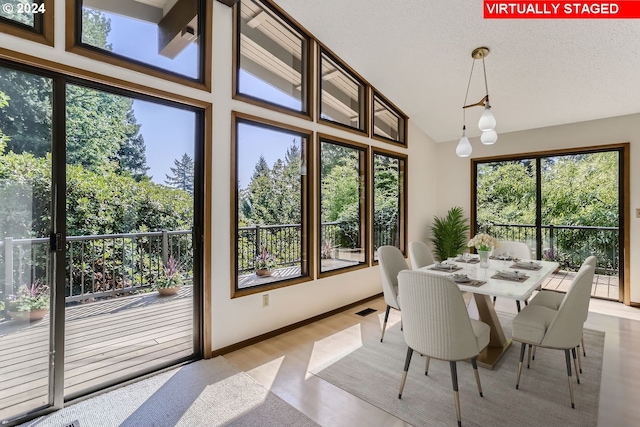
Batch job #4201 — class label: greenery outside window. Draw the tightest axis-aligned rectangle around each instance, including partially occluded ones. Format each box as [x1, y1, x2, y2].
[0, 0, 53, 45]
[232, 113, 312, 296]
[372, 148, 407, 262]
[318, 46, 367, 135]
[318, 135, 368, 275]
[67, 0, 211, 90]
[234, 0, 311, 117]
[372, 91, 407, 147]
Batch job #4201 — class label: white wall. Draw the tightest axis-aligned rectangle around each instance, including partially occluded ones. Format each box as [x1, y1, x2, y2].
[435, 114, 640, 303]
[210, 3, 438, 350]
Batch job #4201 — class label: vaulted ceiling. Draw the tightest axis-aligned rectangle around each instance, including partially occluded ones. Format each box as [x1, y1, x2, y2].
[273, 0, 640, 142]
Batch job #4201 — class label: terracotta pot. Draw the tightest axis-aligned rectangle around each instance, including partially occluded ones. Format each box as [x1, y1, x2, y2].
[157, 286, 181, 296]
[255, 269, 272, 277]
[8, 309, 49, 322]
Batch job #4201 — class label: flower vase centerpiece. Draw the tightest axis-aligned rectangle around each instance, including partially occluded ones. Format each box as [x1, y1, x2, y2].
[154, 256, 183, 296]
[468, 233, 499, 269]
[6, 280, 50, 322]
[255, 247, 278, 277]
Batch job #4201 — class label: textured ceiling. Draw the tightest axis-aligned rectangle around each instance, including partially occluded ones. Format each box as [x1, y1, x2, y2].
[273, 0, 640, 142]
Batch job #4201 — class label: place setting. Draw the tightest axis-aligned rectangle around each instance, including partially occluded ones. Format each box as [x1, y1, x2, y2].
[428, 261, 462, 272]
[510, 259, 543, 270]
[449, 272, 485, 287]
[490, 269, 530, 283]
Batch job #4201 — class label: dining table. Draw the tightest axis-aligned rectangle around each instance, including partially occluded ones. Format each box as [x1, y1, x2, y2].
[418, 256, 559, 369]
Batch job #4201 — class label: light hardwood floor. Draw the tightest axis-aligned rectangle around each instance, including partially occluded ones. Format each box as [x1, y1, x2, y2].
[225, 294, 640, 427]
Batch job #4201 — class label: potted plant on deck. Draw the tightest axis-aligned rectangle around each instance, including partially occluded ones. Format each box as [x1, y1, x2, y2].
[255, 247, 278, 277]
[6, 280, 50, 322]
[154, 256, 183, 296]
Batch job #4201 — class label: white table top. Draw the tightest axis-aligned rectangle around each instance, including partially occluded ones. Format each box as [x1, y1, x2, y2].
[418, 257, 559, 300]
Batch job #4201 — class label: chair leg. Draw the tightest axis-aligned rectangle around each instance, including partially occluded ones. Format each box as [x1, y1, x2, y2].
[577, 344, 583, 374]
[450, 361, 462, 427]
[572, 347, 580, 384]
[516, 343, 526, 389]
[492, 296, 496, 305]
[581, 334, 586, 357]
[516, 300, 522, 312]
[425, 355, 431, 376]
[398, 347, 413, 399]
[471, 357, 483, 397]
[527, 344, 532, 369]
[532, 345, 537, 360]
[565, 349, 575, 409]
[381, 305, 391, 342]
[524, 299, 528, 306]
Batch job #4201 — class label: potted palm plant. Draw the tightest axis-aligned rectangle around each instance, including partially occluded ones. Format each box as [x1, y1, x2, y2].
[429, 206, 471, 262]
[154, 256, 183, 296]
[6, 280, 50, 322]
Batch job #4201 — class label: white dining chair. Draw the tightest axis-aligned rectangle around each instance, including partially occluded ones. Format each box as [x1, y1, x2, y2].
[491, 240, 533, 311]
[378, 245, 409, 342]
[408, 241, 436, 269]
[397, 270, 489, 427]
[512, 262, 595, 408]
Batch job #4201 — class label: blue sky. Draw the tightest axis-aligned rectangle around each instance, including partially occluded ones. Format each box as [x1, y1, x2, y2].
[103, 10, 301, 188]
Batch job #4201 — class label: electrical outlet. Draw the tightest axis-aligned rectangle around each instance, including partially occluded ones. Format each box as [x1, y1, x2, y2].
[636, 208, 640, 218]
[262, 294, 269, 308]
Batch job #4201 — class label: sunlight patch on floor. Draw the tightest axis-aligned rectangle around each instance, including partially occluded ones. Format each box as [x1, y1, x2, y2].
[306, 324, 363, 379]
[246, 355, 285, 390]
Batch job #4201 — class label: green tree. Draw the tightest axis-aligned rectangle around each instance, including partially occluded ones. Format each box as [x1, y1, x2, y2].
[81, 8, 113, 50]
[0, 91, 9, 152]
[117, 110, 149, 181]
[165, 153, 194, 194]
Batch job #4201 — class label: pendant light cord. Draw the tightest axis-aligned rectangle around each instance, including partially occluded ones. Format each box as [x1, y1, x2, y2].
[482, 55, 490, 104]
[462, 58, 476, 127]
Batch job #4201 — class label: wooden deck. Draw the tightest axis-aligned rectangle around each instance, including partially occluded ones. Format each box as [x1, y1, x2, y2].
[542, 270, 620, 300]
[0, 287, 193, 422]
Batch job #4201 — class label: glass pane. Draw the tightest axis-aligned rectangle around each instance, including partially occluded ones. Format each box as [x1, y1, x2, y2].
[236, 121, 306, 289]
[80, 1, 201, 79]
[0, 65, 53, 421]
[373, 153, 403, 260]
[541, 152, 619, 299]
[476, 159, 536, 253]
[0, 0, 37, 27]
[320, 140, 366, 273]
[64, 84, 196, 397]
[320, 50, 365, 131]
[373, 94, 405, 144]
[238, 0, 306, 112]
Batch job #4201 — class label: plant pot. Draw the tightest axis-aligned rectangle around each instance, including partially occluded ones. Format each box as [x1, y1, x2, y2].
[255, 269, 272, 277]
[8, 309, 49, 322]
[157, 286, 181, 296]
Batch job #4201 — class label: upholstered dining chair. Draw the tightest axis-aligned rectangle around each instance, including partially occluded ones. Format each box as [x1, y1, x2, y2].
[397, 270, 489, 427]
[378, 245, 409, 342]
[528, 255, 597, 369]
[512, 262, 595, 408]
[492, 240, 533, 311]
[408, 241, 436, 269]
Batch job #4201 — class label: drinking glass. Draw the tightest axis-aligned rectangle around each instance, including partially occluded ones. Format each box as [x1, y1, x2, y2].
[462, 252, 472, 271]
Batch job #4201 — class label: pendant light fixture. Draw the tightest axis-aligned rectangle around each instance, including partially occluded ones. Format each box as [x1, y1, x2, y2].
[456, 47, 497, 157]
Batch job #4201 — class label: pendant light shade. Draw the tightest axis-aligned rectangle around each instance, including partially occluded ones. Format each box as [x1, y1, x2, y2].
[478, 105, 496, 131]
[480, 129, 498, 145]
[456, 127, 472, 157]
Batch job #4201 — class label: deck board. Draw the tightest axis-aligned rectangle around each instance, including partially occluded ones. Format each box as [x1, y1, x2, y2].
[0, 287, 193, 422]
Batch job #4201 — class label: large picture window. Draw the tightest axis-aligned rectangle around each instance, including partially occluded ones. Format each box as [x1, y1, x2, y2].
[67, 0, 211, 89]
[372, 149, 407, 261]
[319, 47, 367, 134]
[318, 135, 367, 275]
[234, 0, 311, 116]
[0, 0, 53, 45]
[232, 113, 312, 295]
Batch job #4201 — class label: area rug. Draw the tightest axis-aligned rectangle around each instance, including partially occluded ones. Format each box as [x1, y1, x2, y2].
[311, 315, 603, 427]
[23, 357, 319, 427]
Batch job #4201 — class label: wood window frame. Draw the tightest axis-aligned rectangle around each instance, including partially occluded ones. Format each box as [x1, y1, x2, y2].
[316, 133, 369, 278]
[371, 89, 408, 148]
[470, 143, 631, 305]
[232, 0, 313, 120]
[65, 0, 212, 92]
[231, 111, 314, 298]
[0, 0, 54, 46]
[370, 147, 408, 264]
[317, 43, 369, 137]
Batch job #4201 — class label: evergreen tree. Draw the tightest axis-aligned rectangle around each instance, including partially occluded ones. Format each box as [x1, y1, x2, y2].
[117, 110, 149, 181]
[165, 153, 194, 194]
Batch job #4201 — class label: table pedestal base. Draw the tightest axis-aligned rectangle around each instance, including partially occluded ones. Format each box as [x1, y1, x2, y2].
[473, 294, 512, 369]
